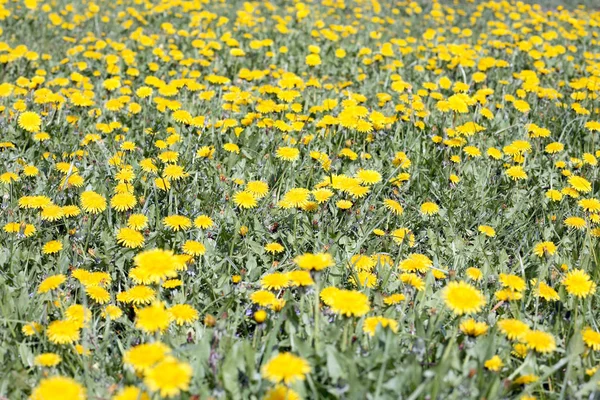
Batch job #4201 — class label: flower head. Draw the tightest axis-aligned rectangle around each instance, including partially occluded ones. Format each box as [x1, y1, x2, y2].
[144, 357, 192, 398]
[18, 111, 42, 132]
[294, 252, 334, 271]
[135, 302, 173, 333]
[562, 269, 596, 298]
[523, 330, 556, 353]
[329, 289, 370, 317]
[262, 353, 310, 384]
[442, 281, 486, 315]
[124, 342, 171, 373]
[30, 376, 85, 400]
[363, 316, 399, 336]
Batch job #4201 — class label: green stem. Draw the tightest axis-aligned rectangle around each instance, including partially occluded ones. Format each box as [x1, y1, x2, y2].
[313, 273, 321, 352]
[374, 330, 392, 399]
[341, 318, 350, 352]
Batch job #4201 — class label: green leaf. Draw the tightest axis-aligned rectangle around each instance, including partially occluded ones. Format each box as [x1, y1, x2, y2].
[326, 345, 344, 380]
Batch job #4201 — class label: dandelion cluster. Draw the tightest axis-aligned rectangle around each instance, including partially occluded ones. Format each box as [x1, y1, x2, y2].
[2, 0, 600, 398]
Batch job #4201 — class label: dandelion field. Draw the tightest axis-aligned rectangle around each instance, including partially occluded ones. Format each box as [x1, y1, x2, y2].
[2, 0, 600, 398]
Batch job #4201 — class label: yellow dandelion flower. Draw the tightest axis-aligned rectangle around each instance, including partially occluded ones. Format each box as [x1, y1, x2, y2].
[478, 225, 496, 237]
[459, 318, 489, 337]
[124, 341, 171, 374]
[442, 281, 486, 315]
[261, 273, 290, 290]
[562, 269, 595, 298]
[131, 249, 181, 284]
[128, 214, 148, 231]
[47, 319, 80, 344]
[135, 302, 173, 333]
[38, 274, 66, 294]
[582, 327, 600, 351]
[363, 316, 398, 336]
[168, 304, 199, 326]
[86, 286, 110, 304]
[163, 215, 192, 231]
[288, 270, 315, 287]
[250, 290, 277, 307]
[294, 252, 334, 271]
[233, 191, 257, 209]
[523, 330, 556, 353]
[34, 353, 62, 367]
[18, 111, 42, 132]
[263, 385, 300, 400]
[383, 199, 404, 215]
[182, 240, 206, 256]
[42, 240, 63, 254]
[383, 293, 406, 305]
[569, 175, 592, 193]
[329, 289, 370, 317]
[276, 146, 300, 161]
[262, 353, 310, 384]
[144, 357, 192, 398]
[110, 192, 137, 212]
[533, 241, 557, 257]
[80, 191, 106, 214]
[484, 355, 503, 372]
[30, 376, 85, 400]
[420, 201, 439, 215]
[116, 227, 145, 248]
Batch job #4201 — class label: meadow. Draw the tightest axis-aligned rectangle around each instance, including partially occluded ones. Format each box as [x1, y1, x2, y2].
[1, 0, 600, 398]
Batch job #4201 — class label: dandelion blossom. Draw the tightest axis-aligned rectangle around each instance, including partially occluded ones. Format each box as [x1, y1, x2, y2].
[168, 304, 199, 326]
[42, 240, 63, 254]
[329, 289, 370, 317]
[569, 176, 592, 193]
[506, 165, 527, 180]
[144, 357, 192, 398]
[194, 214, 214, 229]
[562, 269, 595, 298]
[582, 327, 600, 351]
[111, 192, 137, 212]
[484, 355, 503, 372]
[523, 330, 556, 353]
[80, 191, 107, 214]
[363, 316, 399, 336]
[262, 353, 311, 384]
[163, 215, 192, 231]
[131, 248, 181, 284]
[116, 228, 145, 248]
[182, 240, 206, 256]
[384, 199, 404, 215]
[250, 290, 277, 307]
[123, 342, 171, 373]
[233, 191, 257, 209]
[263, 385, 300, 400]
[34, 353, 62, 367]
[420, 201, 439, 215]
[276, 146, 300, 161]
[533, 241, 557, 257]
[86, 286, 110, 304]
[442, 281, 486, 315]
[46, 319, 80, 344]
[38, 274, 66, 294]
[478, 225, 495, 237]
[128, 214, 148, 230]
[459, 318, 488, 337]
[30, 376, 85, 400]
[18, 111, 42, 132]
[135, 302, 172, 333]
[261, 273, 290, 290]
[294, 252, 334, 271]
